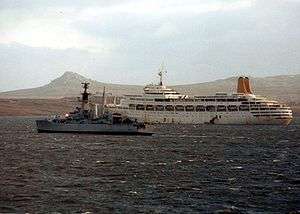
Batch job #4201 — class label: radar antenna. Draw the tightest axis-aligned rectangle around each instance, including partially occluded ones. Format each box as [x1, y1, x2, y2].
[82, 82, 89, 92]
[158, 62, 167, 86]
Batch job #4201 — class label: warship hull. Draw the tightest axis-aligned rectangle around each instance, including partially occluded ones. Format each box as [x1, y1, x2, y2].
[36, 120, 153, 135]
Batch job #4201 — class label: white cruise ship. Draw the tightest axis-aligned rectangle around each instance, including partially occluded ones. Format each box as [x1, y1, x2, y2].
[108, 72, 293, 125]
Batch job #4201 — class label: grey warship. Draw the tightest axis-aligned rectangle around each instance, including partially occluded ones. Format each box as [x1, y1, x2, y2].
[36, 82, 153, 135]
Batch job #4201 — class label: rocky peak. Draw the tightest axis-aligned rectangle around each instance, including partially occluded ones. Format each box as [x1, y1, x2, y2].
[48, 71, 92, 87]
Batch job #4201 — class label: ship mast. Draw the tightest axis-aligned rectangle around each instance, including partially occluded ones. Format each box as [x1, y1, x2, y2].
[81, 82, 90, 110]
[101, 86, 106, 115]
[158, 63, 167, 86]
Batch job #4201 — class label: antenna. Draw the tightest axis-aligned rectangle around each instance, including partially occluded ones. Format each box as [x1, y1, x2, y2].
[158, 62, 167, 86]
[101, 86, 106, 115]
[81, 82, 90, 94]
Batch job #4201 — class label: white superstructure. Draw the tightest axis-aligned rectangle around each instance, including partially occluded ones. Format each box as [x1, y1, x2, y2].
[108, 71, 293, 125]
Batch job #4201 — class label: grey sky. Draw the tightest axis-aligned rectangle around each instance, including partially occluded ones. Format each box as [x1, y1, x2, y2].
[0, 0, 300, 91]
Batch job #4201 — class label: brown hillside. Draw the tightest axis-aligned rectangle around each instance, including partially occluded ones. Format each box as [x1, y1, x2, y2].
[0, 72, 299, 103]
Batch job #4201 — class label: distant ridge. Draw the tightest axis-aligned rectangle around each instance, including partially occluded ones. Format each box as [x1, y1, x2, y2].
[172, 74, 300, 103]
[0, 72, 299, 103]
[0, 71, 143, 98]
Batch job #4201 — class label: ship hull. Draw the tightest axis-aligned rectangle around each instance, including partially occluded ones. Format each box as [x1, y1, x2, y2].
[110, 109, 293, 125]
[36, 120, 153, 135]
[108, 75, 293, 126]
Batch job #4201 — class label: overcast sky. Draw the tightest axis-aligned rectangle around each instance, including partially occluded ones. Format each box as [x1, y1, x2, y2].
[0, 0, 300, 91]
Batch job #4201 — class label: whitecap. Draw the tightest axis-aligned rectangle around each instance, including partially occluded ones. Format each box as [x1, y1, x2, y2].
[231, 166, 243, 169]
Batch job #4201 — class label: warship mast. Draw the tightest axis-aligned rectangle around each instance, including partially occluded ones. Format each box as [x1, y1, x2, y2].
[81, 82, 90, 111]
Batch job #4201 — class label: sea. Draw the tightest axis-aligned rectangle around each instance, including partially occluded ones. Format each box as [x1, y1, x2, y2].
[0, 117, 299, 213]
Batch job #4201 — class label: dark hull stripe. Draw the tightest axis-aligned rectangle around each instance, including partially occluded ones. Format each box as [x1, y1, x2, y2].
[37, 129, 153, 136]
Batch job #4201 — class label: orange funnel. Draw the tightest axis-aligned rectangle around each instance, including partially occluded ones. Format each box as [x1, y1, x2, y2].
[237, 77, 247, 94]
[244, 77, 253, 94]
[237, 76, 253, 94]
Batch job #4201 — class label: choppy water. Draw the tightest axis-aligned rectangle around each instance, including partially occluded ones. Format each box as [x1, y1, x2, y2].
[0, 117, 299, 213]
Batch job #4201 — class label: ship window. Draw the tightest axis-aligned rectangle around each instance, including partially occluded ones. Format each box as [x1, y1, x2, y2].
[216, 99, 226, 102]
[165, 105, 174, 111]
[155, 98, 164, 102]
[146, 105, 154, 111]
[136, 104, 145, 110]
[238, 98, 248, 102]
[239, 105, 249, 111]
[155, 105, 164, 111]
[206, 105, 215, 112]
[184, 99, 194, 102]
[259, 107, 269, 111]
[196, 105, 205, 112]
[185, 105, 194, 111]
[228, 105, 238, 111]
[227, 99, 237, 102]
[217, 105, 226, 112]
[205, 99, 215, 102]
[175, 105, 184, 111]
[129, 104, 136, 110]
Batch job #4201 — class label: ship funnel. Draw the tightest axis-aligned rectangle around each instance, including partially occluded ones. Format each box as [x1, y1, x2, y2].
[237, 76, 254, 94]
[237, 77, 247, 94]
[244, 77, 253, 94]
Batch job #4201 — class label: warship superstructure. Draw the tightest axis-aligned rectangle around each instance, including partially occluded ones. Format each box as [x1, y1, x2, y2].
[108, 68, 293, 125]
[36, 83, 152, 135]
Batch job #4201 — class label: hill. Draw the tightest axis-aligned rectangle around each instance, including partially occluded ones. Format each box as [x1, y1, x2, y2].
[0, 72, 143, 98]
[0, 72, 299, 103]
